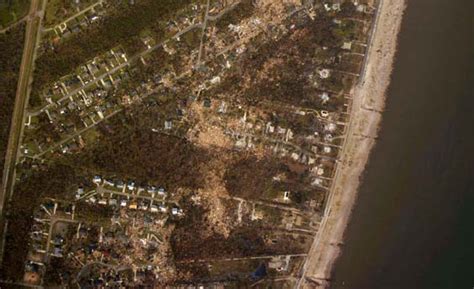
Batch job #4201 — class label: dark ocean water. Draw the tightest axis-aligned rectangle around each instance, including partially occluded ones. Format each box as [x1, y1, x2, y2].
[330, 1, 474, 289]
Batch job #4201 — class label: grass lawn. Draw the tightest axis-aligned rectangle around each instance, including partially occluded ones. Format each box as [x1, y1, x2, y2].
[0, 0, 29, 28]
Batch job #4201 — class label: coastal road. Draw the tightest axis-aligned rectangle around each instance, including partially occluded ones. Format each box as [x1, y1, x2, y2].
[295, 0, 386, 288]
[0, 0, 46, 263]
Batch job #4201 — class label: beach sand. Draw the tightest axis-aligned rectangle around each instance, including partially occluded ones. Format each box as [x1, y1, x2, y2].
[297, 1, 407, 288]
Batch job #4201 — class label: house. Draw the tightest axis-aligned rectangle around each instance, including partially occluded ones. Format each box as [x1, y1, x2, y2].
[325, 123, 337, 132]
[139, 201, 149, 211]
[171, 207, 182, 216]
[53, 236, 64, 246]
[109, 199, 118, 206]
[342, 41, 352, 50]
[291, 152, 300, 161]
[150, 205, 159, 213]
[266, 122, 275, 134]
[127, 181, 136, 191]
[65, 204, 74, 215]
[52, 246, 63, 257]
[104, 179, 114, 186]
[316, 167, 325, 176]
[312, 178, 323, 186]
[159, 205, 167, 213]
[277, 127, 286, 134]
[210, 76, 221, 84]
[157, 188, 166, 196]
[283, 191, 290, 201]
[92, 176, 102, 185]
[203, 98, 211, 108]
[357, 4, 366, 13]
[320, 92, 330, 103]
[323, 146, 332, 154]
[116, 180, 125, 189]
[61, 145, 70, 154]
[164, 120, 172, 130]
[120, 199, 127, 207]
[129, 201, 138, 210]
[98, 198, 107, 205]
[268, 258, 286, 271]
[218, 101, 227, 113]
[318, 68, 330, 79]
[79, 227, 88, 238]
[25, 261, 42, 273]
[324, 134, 333, 142]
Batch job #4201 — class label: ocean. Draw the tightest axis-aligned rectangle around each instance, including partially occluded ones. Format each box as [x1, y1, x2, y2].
[329, 0, 474, 288]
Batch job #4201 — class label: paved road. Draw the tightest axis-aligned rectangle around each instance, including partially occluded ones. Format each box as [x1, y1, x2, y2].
[0, 0, 46, 264]
[43, 0, 104, 32]
[295, 1, 383, 288]
[28, 0, 243, 117]
[178, 253, 307, 264]
[28, 21, 203, 117]
[0, 17, 27, 34]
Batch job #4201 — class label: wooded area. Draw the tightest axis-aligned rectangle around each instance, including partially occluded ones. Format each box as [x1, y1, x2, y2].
[224, 155, 312, 203]
[1, 164, 83, 280]
[69, 111, 209, 192]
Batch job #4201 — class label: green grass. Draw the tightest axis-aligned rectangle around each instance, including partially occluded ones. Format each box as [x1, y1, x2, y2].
[0, 0, 29, 28]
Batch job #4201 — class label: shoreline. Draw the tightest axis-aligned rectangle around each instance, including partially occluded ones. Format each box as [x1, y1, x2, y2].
[297, 1, 407, 288]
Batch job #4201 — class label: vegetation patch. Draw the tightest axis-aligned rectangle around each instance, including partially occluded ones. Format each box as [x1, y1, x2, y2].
[212, 0, 255, 30]
[224, 155, 311, 200]
[70, 115, 210, 191]
[0, 0, 29, 27]
[171, 201, 304, 262]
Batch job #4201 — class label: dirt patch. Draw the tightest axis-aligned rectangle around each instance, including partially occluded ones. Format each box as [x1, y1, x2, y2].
[197, 152, 235, 237]
[187, 101, 234, 150]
